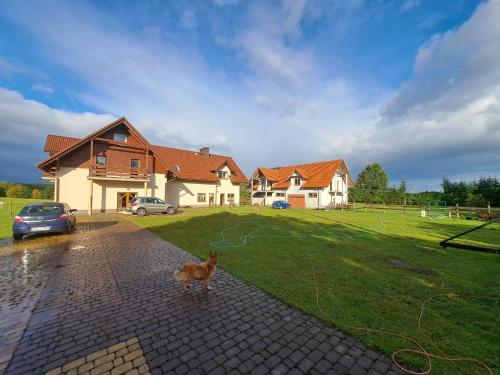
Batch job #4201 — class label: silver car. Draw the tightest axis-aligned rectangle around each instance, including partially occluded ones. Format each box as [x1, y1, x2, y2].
[129, 197, 176, 216]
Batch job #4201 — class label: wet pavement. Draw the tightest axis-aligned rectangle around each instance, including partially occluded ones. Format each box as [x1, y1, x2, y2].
[0, 215, 404, 375]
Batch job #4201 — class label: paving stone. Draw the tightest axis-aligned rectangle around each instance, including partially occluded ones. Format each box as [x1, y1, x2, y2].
[1, 215, 395, 375]
[111, 362, 133, 375]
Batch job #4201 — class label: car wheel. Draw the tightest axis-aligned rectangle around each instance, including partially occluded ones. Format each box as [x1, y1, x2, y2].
[137, 208, 147, 216]
[13, 233, 23, 241]
[166, 207, 175, 215]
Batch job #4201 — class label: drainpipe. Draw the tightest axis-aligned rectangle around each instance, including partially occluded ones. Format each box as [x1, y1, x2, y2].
[54, 176, 60, 203]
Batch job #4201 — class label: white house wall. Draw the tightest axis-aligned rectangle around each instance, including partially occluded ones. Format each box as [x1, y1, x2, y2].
[167, 166, 240, 207]
[56, 167, 240, 211]
[251, 172, 349, 208]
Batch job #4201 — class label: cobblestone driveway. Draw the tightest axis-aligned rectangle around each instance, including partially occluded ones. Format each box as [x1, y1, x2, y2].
[0, 215, 404, 375]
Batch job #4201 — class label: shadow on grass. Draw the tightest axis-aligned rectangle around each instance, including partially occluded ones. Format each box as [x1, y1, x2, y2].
[133, 210, 500, 374]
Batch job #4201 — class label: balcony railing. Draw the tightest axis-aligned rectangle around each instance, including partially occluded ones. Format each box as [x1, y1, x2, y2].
[90, 165, 150, 179]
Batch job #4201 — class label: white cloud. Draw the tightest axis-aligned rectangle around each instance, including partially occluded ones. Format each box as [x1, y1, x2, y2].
[0, 0, 499, 189]
[401, 0, 421, 13]
[0, 57, 28, 78]
[31, 83, 55, 94]
[321, 0, 500, 186]
[0, 88, 113, 142]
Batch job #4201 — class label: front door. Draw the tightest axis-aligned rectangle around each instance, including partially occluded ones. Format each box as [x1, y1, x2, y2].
[209, 193, 215, 207]
[117, 192, 137, 211]
[219, 193, 225, 206]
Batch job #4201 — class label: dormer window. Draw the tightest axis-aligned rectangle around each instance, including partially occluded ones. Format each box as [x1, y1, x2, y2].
[174, 164, 181, 172]
[113, 133, 127, 142]
[216, 171, 229, 179]
[293, 178, 301, 186]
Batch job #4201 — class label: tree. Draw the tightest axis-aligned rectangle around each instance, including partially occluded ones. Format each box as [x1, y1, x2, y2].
[42, 185, 54, 200]
[6, 185, 31, 198]
[442, 178, 474, 205]
[474, 177, 500, 206]
[354, 163, 389, 202]
[31, 189, 43, 199]
[399, 180, 407, 193]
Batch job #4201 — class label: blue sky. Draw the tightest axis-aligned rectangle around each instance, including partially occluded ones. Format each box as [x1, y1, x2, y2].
[0, 0, 499, 191]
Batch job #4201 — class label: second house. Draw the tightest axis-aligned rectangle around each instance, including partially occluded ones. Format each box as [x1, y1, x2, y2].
[251, 160, 352, 209]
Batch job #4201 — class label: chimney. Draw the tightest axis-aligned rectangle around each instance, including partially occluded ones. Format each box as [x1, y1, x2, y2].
[200, 147, 209, 158]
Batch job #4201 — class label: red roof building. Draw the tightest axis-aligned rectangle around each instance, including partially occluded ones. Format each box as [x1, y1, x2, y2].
[250, 160, 352, 209]
[38, 117, 247, 213]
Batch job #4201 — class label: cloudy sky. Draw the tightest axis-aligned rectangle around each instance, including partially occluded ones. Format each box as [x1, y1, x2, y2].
[0, 0, 499, 191]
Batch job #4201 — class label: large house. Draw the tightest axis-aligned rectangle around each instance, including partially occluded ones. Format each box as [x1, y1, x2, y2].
[38, 117, 248, 213]
[251, 160, 352, 209]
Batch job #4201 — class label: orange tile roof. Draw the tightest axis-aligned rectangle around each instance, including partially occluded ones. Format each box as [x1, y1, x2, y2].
[151, 145, 248, 184]
[44, 134, 81, 154]
[255, 160, 351, 189]
[272, 181, 291, 189]
[43, 133, 248, 184]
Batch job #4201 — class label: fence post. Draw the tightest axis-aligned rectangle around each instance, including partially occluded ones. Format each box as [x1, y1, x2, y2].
[10, 201, 13, 215]
[488, 202, 491, 215]
[456, 203, 459, 218]
[404, 197, 407, 215]
[364, 202, 367, 212]
[353, 199, 356, 210]
[383, 202, 386, 213]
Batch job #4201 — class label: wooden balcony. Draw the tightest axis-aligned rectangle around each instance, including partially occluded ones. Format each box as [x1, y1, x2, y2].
[89, 165, 150, 180]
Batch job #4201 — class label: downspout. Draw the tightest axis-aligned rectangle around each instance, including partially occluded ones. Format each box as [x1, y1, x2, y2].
[54, 176, 60, 202]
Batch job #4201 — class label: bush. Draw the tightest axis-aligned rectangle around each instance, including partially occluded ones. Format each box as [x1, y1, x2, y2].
[31, 189, 43, 199]
[6, 185, 31, 198]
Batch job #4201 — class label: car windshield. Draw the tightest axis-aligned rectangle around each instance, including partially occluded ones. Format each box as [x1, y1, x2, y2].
[44, 204, 64, 214]
[19, 204, 64, 215]
[130, 198, 137, 203]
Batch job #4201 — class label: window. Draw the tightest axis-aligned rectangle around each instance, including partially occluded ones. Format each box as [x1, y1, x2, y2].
[174, 164, 181, 171]
[329, 181, 333, 191]
[253, 192, 265, 198]
[113, 133, 127, 142]
[216, 171, 229, 179]
[146, 198, 155, 204]
[96, 155, 107, 165]
[131, 159, 140, 169]
[197, 193, 206, 202]
[154, 198, 165, 204]
[293, 178, 301, 186]
[276, 192, 285, 197]
[228, 193, 235, 199]
[267, 192, 273, 196]
[308, 192, 318, 198]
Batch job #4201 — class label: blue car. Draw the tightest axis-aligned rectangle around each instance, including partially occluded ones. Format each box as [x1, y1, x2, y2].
[12, 202, 77, 240]
[272, 201, 290, 209]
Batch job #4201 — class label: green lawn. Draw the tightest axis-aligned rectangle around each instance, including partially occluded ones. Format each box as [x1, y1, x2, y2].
[0, 197, 46, 239]
[127, 207, 499, 374]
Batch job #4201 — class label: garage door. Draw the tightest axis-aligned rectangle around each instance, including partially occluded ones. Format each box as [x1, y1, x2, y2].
[287, 194, 305, 208]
